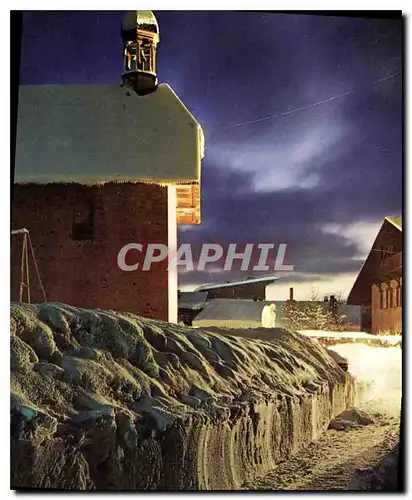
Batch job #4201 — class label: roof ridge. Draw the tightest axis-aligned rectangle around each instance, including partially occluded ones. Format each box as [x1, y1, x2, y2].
[385, 216, 402, 231]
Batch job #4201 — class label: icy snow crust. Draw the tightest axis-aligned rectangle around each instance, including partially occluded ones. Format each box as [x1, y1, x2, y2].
[11, 302, 355, 490]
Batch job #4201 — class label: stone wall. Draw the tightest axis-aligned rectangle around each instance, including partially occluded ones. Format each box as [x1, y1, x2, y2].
[11, 303, 356, 490]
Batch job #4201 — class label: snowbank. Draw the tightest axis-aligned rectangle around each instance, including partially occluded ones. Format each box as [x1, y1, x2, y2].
[299, 330, 402, 348]
[11, 303, 355, 490]
[328, 343, 402, 418]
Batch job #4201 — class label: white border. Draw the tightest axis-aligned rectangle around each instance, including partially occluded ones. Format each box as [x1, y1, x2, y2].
[168, 185, 178, 323]
[3, 5, 408, 498]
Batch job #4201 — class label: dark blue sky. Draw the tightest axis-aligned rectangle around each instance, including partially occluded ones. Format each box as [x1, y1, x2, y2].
[19, 11, 403, 299]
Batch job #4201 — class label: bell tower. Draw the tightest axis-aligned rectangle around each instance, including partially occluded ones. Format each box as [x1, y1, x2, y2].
[121, 11, 160, 95]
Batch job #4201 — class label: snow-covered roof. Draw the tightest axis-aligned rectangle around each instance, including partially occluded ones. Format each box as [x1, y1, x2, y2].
[195, 275, 278, 292]
[178, 291, 208, 310]
[15, 83, 203, 186]
[193, 299, 278, 324]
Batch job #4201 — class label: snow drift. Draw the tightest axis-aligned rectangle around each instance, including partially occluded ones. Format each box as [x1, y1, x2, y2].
[11, 303, 355, 490]
[328, 343, 402, 418]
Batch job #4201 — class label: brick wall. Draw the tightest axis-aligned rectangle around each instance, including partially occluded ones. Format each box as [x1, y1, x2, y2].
[11, 182, 170, 321]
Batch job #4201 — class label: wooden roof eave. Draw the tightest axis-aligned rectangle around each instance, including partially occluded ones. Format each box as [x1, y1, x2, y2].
[176, 183, 201, 225]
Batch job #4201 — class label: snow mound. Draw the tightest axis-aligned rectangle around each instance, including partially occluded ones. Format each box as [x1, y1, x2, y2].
[329, 408, 374, 431]
[328, 343, 402, 417]
[11, 302, 355, 490]
[11, 303, 349, 425]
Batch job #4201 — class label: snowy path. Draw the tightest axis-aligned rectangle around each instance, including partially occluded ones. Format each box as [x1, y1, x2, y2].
[243, 412, 399, 491]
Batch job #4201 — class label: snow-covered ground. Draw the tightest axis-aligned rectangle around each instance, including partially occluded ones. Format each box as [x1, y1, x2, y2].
[243, 411, 399, 491]
[243, 331, 402, 491]
[300, 330, 401, 345]
[299, 329, 402, 417]
[329, 342, 402, 418]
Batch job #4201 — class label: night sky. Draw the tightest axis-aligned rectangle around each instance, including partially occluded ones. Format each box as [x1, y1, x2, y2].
[19, 11, 403, 300]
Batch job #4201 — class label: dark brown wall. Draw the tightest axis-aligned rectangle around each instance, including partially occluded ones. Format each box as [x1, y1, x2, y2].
[11, 182, 169, 321]
[348, 221, 402, 306]
[360, 305, 372, 332]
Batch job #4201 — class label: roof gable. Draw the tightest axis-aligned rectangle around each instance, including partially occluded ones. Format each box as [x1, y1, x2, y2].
[347, 217, 402, 305]
[385, 216, 402, 231]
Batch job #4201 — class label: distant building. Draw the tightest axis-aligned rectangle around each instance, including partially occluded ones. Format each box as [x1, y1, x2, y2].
[195, 275, 278, 300]
[193, 298, 361, 330]
[178, 276, 277, 326]
[347, 216, 402, 334]
[11, 11, 204, 323]
[177, 291, 208, 326]
[182, 283, 360, 330]
[192, 299, 280, 329]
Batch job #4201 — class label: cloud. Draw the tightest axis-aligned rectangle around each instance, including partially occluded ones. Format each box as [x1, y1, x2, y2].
[207, 115, 348, 192]
[321, 220, 384, 257]
[178, 148, 401, 289]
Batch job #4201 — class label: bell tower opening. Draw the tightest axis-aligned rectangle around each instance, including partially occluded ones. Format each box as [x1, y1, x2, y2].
[121, 11, 160, 96]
